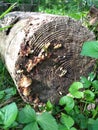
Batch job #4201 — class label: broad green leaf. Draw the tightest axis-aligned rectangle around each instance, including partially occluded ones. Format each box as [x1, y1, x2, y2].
[1, 102, 18, 129]
[70, 127, 77, 130]
[88, 118, 98, 130]
[80, 76, 91, 88]
[88, 118, 95, 124]
[88, 118, 95, 130]
[18, 105, 36, 124]
[92, 80, 98, 90]
[58, 124, 68, 130]
[37, 112, 58, 130]
[60, 113, 74, 129]
[4, 87, 16, 100]
[59, 96, 74, 112]
[81, 41, 98, 58]
[10, 121, 18, 128]
[23, 122, 39, 130]
[78, 114, 88, 129]
[84, 90, 95, 101]
[69, 82, 84, 98]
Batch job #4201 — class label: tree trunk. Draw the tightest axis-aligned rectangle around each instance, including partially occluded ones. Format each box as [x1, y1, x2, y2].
[0, 12, 95, 106]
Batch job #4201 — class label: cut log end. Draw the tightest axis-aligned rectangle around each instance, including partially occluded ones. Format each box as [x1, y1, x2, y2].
[0, 12, 95, 105]
[15, 36, 94, 105]
[15, 39, 72, 104]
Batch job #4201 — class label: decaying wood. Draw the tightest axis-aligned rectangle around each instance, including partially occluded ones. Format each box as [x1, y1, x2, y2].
[0, 12, 95, 105]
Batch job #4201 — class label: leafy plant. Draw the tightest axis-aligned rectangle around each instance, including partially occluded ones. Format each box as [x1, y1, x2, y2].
[88, 118, 98, 130]
[59, 113, 76, 130]
[0, 102, 18, 129]
[69, 82, 84, 98]
[58, 75, 98, 130]
[0, 1, 98, 130]
[46, 100, 53, 111]
[59, 96, 74, 112]
[0, 87, 16, 100]
[81, 41, 98, 58]
[18, 105, 58, 130]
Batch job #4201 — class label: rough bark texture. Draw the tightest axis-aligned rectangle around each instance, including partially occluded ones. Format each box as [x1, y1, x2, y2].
[0, 12, 95, 106]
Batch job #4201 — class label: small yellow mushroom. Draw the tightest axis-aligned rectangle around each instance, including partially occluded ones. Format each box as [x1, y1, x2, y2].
[54, 43, 62, 49]
[17, 69, 23, 74]
[26, 60, 33, 72]
[19, 75, 32, 88]
[23, 87, 30, 96]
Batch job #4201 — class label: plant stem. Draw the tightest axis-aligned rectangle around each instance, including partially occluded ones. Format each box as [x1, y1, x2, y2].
[0, 3, 17, 19]
[92, 106, 98, 119]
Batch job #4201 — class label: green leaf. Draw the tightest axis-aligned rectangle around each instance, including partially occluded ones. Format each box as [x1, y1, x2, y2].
[0, 111, 4, 124]
[60, 113, 74, 129]
[37, 112, 58, 130]
[46, 100, 53, 111]
[80, 76, 91, 88]
[0, 91, 5, 99]
[23, 122, 39, 130]
[81, 41, 98, 58]
[88, 118, 98, 130]
[1, 102, 18, 129]
[0, 88, 16, 100]
[70, 127, 77, 130]
[10, 121, 18, 128]
[59, 96, 74, 112]
[69, 82, 84, 98]
[58, 124, 68, 130]
[78, 114, 88, 129]
[18, 105, 36, 124]
[88, 72, 96, 82]
[84, 90, 95, 101]
[74, 105, 80, 114]
[92, 80, 98, 90]
[4, 87, 16, 100]
[4, 87, 16, 96]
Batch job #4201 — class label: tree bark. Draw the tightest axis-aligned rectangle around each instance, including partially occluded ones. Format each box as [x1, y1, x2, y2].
[0, 12, 95, 106]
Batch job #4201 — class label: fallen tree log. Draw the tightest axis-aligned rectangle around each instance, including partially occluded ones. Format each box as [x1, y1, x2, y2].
[0, 12, 95, 106]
